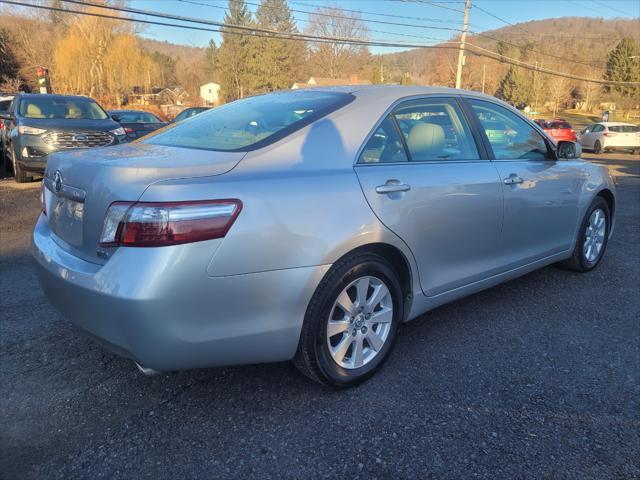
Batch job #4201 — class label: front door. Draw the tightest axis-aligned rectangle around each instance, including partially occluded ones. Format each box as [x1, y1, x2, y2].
[465, 98, 582, 269]
[355, 96, 504, 297]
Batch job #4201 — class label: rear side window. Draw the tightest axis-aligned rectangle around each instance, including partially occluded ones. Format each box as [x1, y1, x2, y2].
[145, 91, 353, 151]
[469, 99, 549, 161]
[393, 98, 479, 161]
[592, 124, 605, 132]
[358, 116, 408, 164]
[608, 125, 640, 133]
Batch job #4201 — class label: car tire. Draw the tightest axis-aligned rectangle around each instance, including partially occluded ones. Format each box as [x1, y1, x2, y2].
[294, 252, 404, 387]
[593, 140, 602, 154]
[11, 147, 32, 183]
[558, 196, 610, 272]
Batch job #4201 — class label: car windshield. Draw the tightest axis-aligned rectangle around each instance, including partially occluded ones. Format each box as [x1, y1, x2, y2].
[19, 97, 108, 120]
[608, 125, 640, 133]
[113, 111, 161, 123]
[145, 91, 353, 151]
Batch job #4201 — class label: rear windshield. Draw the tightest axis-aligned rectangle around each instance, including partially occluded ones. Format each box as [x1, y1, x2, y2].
[608, 125, 640, 133]
[144, 91, 354, 151]
[19, 97, 108, 120]
[547, 121, 571, 129]
[113, 111, 161, 123]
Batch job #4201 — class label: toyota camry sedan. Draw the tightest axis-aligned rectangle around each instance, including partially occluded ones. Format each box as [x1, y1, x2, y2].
[32, 86, 616, 387]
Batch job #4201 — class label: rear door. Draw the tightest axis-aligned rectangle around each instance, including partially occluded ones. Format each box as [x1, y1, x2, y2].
[464, 98, 582, 269]
[355, 96, 504, 297]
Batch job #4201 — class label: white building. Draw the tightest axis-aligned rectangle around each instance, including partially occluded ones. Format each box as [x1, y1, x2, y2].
[200, 82, 220, 105]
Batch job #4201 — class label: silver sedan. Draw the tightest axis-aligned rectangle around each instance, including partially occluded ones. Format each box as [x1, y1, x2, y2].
[32, 86, 616, 387]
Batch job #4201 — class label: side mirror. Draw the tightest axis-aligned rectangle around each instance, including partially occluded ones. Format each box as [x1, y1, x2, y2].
[557, 141, 581, 160]
[110, 114, 121, 122]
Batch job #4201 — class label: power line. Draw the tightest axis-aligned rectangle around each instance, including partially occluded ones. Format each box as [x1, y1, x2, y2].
[288, 0, 467, 26]
[2, 0, 638, 87]
[407, 0, 466, 14]
[184, 0, 607, 67]
[179, 0, 453, 44]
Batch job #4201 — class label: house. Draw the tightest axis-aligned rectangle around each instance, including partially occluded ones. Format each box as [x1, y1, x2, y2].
[200, 82, 220, 105]
[128, 86, 188, 106]
[291, 74, 372, 89]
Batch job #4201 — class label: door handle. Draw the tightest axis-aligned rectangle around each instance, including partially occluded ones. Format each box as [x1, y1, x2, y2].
[375, 183, 411, 194]
[503, 175, 524, 185]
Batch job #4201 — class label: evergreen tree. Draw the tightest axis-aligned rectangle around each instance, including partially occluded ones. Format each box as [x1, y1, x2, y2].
[251, 0, 305, 92]
[151, 51, 178, 87]
[217, 0, 254, 101]
[203, 39, 218, 82]
[496, 66, 530, 105]
[603, 37, 640, 104]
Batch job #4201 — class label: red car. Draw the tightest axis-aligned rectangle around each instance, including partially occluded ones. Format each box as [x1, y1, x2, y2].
[540, 119, 577, 142]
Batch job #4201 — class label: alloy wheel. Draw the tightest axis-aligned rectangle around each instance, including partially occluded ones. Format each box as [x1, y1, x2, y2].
[326, 276, 393, 369]
[583, 208, 606, 263]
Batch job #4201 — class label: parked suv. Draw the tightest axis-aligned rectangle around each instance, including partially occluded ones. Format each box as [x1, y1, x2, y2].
[0, 94, 126, 182]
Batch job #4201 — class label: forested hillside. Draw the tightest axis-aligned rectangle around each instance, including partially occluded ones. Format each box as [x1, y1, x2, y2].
[0, 2, 637, 113]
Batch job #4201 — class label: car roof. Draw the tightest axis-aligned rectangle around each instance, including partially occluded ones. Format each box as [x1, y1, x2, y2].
[600, 122, 637, 126]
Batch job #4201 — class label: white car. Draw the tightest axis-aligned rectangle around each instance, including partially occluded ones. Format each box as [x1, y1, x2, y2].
[578, 122, 640, 154]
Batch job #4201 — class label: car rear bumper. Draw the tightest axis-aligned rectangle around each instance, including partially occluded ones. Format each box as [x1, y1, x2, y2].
[32, 214, 329, 371]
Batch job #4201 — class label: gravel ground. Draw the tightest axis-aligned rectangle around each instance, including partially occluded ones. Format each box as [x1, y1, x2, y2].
[1, 153, 638, 479]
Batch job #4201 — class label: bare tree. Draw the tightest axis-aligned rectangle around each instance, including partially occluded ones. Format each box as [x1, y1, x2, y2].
[304, 6, 369, 78]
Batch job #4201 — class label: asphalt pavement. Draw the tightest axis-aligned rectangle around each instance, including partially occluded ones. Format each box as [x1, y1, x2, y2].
[1, 152, 638, 479]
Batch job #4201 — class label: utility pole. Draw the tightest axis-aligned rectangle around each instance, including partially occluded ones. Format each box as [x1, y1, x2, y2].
[455, 0, 471, 89]
[481, 64, 486, 94]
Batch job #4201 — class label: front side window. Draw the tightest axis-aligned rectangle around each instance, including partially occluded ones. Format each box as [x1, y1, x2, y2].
[19, 97, 108, 120]
[592, 124, 605, 133]
[358, 116, 408, 164]
[468, 99, 549, 161]
[146, 91, 353, 151]
[393, 98, 479, 161]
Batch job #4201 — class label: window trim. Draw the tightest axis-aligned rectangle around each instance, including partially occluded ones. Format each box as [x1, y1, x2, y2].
[461, 96, 556, 162]
[355, 94, 488, 166]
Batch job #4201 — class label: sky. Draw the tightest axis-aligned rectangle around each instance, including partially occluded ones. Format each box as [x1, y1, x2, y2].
[129, 0, 640, 54]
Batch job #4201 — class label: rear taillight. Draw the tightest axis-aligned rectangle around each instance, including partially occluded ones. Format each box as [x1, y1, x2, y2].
[0, 120, 4, 129]
[603, 132, 616, 137]
[41, 183, 47, 216]
[99, 200, 242, 247]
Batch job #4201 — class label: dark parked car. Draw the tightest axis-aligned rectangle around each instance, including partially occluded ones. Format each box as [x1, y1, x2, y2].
[109, 110, 167, 140]
[0, 94, 14, 163]
[173, 107, 210, 123]
[0, 93, 126, 182]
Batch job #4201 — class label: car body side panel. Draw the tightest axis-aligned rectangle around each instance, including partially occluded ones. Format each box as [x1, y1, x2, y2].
[139, 101, 423, 296]
[32, 214, 330, 369]
[492, 159, 583, 269]
[355, 162, 504, 297]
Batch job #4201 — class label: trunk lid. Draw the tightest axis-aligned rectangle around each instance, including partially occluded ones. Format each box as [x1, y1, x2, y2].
[43, 143, 245, 264]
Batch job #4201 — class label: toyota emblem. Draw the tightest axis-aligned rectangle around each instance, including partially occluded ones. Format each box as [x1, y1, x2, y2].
[53, 171, 63, 193]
